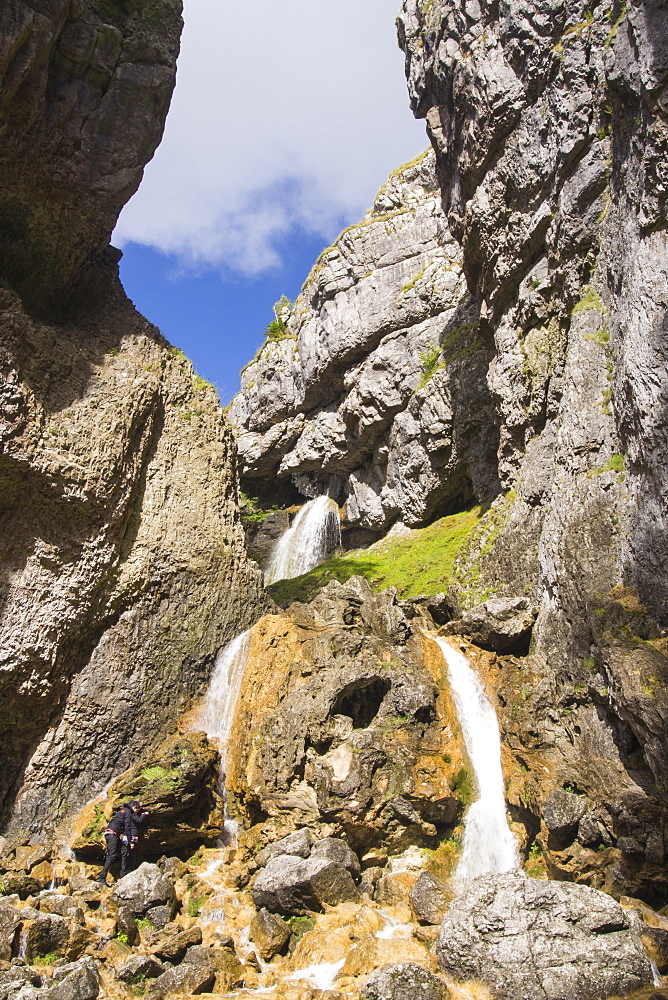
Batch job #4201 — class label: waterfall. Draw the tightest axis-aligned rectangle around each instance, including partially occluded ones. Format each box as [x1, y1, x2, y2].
[433, 636, 518, 889]
[264, 496, 341, 585]
[197, 630, 251, 843]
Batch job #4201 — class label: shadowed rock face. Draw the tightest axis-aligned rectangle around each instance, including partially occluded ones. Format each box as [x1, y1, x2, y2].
[0, 0, 182, 314]
[397, 0, 668, 901]
[0, 2, 267, 837]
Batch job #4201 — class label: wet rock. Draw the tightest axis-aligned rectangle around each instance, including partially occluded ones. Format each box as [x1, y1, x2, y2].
[152, 925, 202, 963]
[361, 963, 447, 1000]
[37, 897, 84, 925]
[0, 877, 38, 901]
[375, 870, 420, 907]
[441, 598, 537, 654]
[183, 946, 244, 991]
[0, 905, 20, 962]
[257, 830, 314, 867]
[110, 864, 176, 917]
[310, 839, 361, 878]
[250, 908, 291, 960]
[252, 856, 360, 915]
[116, 954, 166, 983]
[146, 963, 215, 999]
[410, 872, 450, 925]
[437, 872, 652, 1000]
[45, 957, 99, 1000]
[24, 914, 70, 962]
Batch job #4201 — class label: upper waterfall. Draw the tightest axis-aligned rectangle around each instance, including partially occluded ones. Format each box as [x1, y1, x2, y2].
[264, 496, 341, 585]
[433, 636, 517, 889]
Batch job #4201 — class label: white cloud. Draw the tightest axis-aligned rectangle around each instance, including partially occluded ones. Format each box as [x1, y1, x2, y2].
[113, 0, 426, 274]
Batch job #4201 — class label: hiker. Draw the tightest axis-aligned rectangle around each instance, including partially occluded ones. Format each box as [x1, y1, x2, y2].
[95, 800, 149, 884]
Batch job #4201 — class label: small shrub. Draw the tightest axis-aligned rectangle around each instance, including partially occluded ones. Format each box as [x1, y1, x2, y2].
[116, 933, 129, 945]
[418, 344, 445, 387]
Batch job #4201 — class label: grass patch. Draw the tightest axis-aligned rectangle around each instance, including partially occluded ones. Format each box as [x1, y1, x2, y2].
[32, 952, 60, 966]
[418, 344, 446, 388]
[187, 896, 207, 918]
[267, 506, 483, 606]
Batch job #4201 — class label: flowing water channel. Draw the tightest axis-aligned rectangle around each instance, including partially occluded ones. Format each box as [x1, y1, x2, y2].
[197, 630, 252, 843]
[432, 636, 518, 888]
[264, 496, 341, 584]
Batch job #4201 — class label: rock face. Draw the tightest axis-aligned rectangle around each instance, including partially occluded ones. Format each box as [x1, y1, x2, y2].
[0, 3, 266, 837]
[436, 872, 653, 1000]
[0, 0, 182, 315]
[224, 577, 473, 855]
[395, 0, 668, 900]
[229, 150, 499, 535]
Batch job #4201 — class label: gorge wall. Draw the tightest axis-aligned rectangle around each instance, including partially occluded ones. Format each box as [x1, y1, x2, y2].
[0, 1, 266, 838]
[230, 0, 668, 904]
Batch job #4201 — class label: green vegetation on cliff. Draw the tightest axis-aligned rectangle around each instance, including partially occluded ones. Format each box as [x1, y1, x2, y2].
[267, 506, 483, 605]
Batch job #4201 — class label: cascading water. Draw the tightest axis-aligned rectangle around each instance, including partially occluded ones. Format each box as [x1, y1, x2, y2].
[433, 636, 518, 889]
[197, 630, 251, 844]
[264, 496, 341, 585]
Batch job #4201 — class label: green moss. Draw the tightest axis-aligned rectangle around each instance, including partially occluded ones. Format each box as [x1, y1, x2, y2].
[32, 952, 60, 966]
[81, 806, 106, 841]
[400, 267, 427, 294]
[571, 286, 604, 316]
[449, 766, 474, 806]
[267, 506, 484, 606]
[287, 915, 315, 940]
[140, 765, 175, 782]
[589, 453, 625, 477]
[187, 896, 207, 917]
[188, 851, 203, 867]
[605, 1, 627, 47]
[418, 344, 446, 388]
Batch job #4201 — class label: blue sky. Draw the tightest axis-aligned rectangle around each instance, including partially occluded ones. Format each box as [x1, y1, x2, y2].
[114, 0, 426, 404]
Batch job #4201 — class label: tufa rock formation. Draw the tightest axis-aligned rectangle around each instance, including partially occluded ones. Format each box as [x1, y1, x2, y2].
[0, 1, 266, 839]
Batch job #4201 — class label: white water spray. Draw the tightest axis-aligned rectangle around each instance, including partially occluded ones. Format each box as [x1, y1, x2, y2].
[197, 630, 251, 844]
[264, 496, 341, 584]
[433, 636, 518, 889]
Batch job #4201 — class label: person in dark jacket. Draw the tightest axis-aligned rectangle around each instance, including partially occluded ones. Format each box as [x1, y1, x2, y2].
[95, 801, 149, 884]
[126, 803, 150, 873]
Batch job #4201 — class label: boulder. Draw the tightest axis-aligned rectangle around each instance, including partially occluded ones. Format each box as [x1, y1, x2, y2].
[146, 963, 215, 999]
[252, 856, 360, 915]
[440, 597, 537, 653]
[145, 906, 172, 930]
[38, 896, 85, 924]
[73, 734, 224, 859]
[0, 876, 38, 900]
[113, 906, 139, 946]
[436, 872, 653, 1000]
[0, 904, 20, 961]
[362, 963, 447, 1000]
[543, 790, 588, 845]
[116, 955, 166, 983]
[410, 872, 450, 925]
[249, 908, 291, 960]
[182, 947, 244, 992]
[310, 838, 361, 878]
[256, 829, 314, 867]
[44, 957, 99, 1000]
[110, 864, 176, 916]
[24, 914, 70, 962]
[152, 926, 202, 963]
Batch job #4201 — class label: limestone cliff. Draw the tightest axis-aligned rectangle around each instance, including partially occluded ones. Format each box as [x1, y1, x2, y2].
[396, 0, 668, 899]
[0, 1, 265, 837]
[229, 151, 499, 538]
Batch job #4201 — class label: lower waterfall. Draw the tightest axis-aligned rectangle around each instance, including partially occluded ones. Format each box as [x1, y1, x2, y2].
[264, 495, 341, 584]
[433, 636, 518, 889]
[197, 629, 251, 843]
